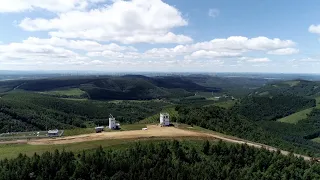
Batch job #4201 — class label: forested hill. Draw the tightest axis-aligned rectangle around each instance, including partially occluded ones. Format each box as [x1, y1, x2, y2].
[234, 94, 316, 121]
[0, 92, 170, 133]
[0, 76, 221, 100]
[252, 80, 320, 97]
[176, 104, 320, 156]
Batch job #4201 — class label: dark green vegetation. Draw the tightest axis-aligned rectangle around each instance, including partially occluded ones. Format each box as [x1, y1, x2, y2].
[0, 75, 271, 100]
[12, 75, 219, 100]
[0, 92, 169, 133]
[235, 94, 315, 121]
[185, 74, 272, 97]
[177, 94, 320, 156]
[253, 80, 320, 97]
[4, 75, 320, 157]
[0, 75, 266, 133]
[1, 140, 320, 180]
[40, 88, 87, 99]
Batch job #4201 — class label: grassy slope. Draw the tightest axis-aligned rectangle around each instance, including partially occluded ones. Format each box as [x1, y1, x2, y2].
[0, 138, 217, 160]
[41, 88, 86, 97]
[0, 123, 259, 159]
[212, 100, 236, 109]
[278, 96, 320, 124]
[311, 137, 320, 143]
[278, 108, 313, 124]
[36, 124, 148, 137]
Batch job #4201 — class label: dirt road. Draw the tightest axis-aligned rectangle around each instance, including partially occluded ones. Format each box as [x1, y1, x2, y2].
[25, 125, 312, 161]
[28, 125, 204, 145]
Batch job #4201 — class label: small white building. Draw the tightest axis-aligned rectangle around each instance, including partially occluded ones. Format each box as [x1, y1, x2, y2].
[48, 129, 59, 137]
[109, 114, 120, 129]
[160, 113, 170, 126]
[95, 126, 104, 133]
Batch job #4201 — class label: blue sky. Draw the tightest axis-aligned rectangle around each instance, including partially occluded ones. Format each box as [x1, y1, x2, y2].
[0, 0, 320, 73]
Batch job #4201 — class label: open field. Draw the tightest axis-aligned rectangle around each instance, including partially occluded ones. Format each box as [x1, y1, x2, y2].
[311, 137, 320, 143]
[0, 125, 312, 161]
[40, 88, 86, 97]
[0, 138, 217, 159]
[277, 96, 320, 124]
[283, 80, 300, 87]
[278, 108, 313, 124]
[205, 100, 236, 109]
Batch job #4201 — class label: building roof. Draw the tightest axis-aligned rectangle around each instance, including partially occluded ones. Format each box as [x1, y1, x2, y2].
[160, 112, 169, 116]
[48, 129, 59, 134]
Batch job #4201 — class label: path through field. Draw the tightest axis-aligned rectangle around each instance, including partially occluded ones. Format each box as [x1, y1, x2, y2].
[26, 125, 312, 161]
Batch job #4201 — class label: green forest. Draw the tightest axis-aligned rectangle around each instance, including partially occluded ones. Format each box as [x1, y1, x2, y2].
[1, 140, 320, 180]
[176, 99, 320, 156]
[0, 92, 170, 133]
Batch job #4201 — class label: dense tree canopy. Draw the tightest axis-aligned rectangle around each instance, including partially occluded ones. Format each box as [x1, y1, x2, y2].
[0, 92, 170, 133]
[176, 105, 320, 156]
[234, 94, 316, 121]
[1, 140, 320, 180]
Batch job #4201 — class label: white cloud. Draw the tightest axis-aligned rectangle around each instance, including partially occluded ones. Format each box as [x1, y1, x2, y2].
[23, 37, 137, 51]
[87, 35, 294, 61]
[238, 57, 271, 63]
[298, 58, 319, 62]
[143, 36, 296, 58]
[186, 50, 241, 59]
[208, 9, 220, 18]
[0, 42, 91, 67]
[309, 24, 320, 34]
[267, 48, 299, 55]
[19, 0, 192, 44]
[246, 58, 271, 63]
[0, 0, 98, 13]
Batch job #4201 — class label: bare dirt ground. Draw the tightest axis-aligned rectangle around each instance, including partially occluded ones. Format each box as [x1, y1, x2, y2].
[28, 125, 204, 145]
[2, 125, 312, 161]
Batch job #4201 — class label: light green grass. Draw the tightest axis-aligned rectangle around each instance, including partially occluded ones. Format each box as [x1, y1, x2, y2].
[41, 88, 86, 97]
[212, 100, 236, 109]
[64, 128, 95, 136]
[120, 124, 147, 131]
[109, 99, 165, 104]
[311, 137, 320, 143]
[0, 138, 217, 159]
[315, 96, 320, 108]
[176, 123, 243, 141]
[194, 92, 223, 100]
[283, 81, 300, 87]
[278, 108, 313, 124]
[63, 124, 147, 136]
[278, 96, 320, 124]
[60, 98, 88, 101]
[259, 91, 270, 96]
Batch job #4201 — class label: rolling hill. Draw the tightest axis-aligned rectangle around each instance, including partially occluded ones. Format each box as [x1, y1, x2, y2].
[0, 76, 222, 100]
[252, 80, 320, 97]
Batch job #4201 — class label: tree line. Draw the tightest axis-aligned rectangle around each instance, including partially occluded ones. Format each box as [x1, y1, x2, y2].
[1, 140, 320, 180]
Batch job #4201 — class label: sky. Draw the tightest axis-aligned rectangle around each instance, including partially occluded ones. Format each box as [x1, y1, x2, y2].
[0, 0, 320, 73]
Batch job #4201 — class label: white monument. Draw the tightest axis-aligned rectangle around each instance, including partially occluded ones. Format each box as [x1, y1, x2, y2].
[109, 114, 116, 129]
[160, 113, 170, 126]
